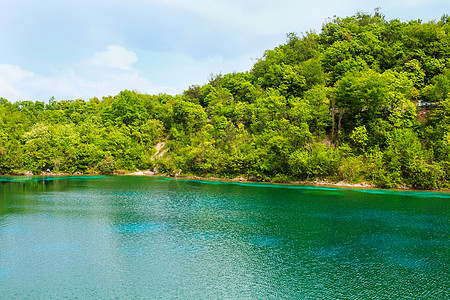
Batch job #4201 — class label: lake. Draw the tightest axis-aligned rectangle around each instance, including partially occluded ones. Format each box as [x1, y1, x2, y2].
[0, 175, 449, 299]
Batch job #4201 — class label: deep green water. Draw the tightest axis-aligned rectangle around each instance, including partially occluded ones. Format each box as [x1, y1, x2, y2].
[0, 176, 449, 299]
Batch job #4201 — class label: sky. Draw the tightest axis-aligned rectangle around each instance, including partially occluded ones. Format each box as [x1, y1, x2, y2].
[0, 0, 449, 102]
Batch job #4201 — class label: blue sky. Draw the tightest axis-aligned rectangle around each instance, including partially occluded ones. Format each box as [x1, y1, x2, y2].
[0, 0, 448, 102]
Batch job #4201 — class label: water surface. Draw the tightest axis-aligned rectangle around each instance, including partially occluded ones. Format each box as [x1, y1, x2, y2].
[1, 176, 449, 298]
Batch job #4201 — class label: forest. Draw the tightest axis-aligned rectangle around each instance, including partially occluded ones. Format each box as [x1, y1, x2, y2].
[1, 10, 450, 189]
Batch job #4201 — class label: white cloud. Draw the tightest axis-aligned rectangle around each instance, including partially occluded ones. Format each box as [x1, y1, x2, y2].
[89, 45, 138, 71]
[0, 64, 34, 82]
[0, 64, 35, 101]
[0, 46, 160, 102]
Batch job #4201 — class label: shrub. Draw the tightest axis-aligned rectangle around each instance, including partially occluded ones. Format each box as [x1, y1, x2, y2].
[97, 156, 116, 174]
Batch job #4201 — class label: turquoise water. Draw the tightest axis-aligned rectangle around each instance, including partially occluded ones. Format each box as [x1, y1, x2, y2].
[0, 176, 449, 299]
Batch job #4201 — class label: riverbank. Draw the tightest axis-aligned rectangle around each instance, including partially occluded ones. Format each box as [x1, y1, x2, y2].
[4, 170, 447, 191]
[123, 171, 450, 193]
[124, 170, 386, 190]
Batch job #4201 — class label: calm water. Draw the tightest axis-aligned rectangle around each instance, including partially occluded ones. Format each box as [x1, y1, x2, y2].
[0, 176, 449, 299]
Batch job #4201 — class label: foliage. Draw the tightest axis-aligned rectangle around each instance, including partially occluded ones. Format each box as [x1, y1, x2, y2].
[98, 156, 116, 174]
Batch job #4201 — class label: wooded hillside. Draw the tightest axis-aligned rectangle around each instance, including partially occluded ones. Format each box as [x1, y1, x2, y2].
[2, 10, 450, 189]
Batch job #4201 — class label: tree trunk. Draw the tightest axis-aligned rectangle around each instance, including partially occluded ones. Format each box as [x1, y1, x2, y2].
[337, 109, 345, 147]
[330, 97, 336, 146]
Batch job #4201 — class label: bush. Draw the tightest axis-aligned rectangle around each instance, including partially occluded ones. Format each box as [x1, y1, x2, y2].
[338, 156, 365, 183]
[10, 169, 31, 175]
[97, 156, 116, 174]
[288, 143, 339, 180]
[408, 161, 444, 189]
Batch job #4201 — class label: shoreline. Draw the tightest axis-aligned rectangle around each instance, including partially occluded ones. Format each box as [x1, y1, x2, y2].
[123, 170, 378, 189]
[3, 171, 449, 192]
[123, 171, 415, 191]
[128, 173, 450, 192]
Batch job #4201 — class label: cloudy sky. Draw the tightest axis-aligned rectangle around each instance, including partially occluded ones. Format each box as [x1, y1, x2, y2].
[0, 0, 448, 102]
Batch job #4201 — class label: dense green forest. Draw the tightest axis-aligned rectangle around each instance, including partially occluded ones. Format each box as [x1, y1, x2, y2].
[2, 11, 450, 189]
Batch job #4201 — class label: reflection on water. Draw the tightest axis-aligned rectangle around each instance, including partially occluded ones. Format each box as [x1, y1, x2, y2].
[0, 176, 449, 299]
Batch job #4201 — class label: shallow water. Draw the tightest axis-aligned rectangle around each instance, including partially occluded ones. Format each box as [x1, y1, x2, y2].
[1, 176, 449, 299]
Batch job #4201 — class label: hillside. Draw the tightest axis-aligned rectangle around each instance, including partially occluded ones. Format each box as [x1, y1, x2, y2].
[1, 10, 450, 189]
